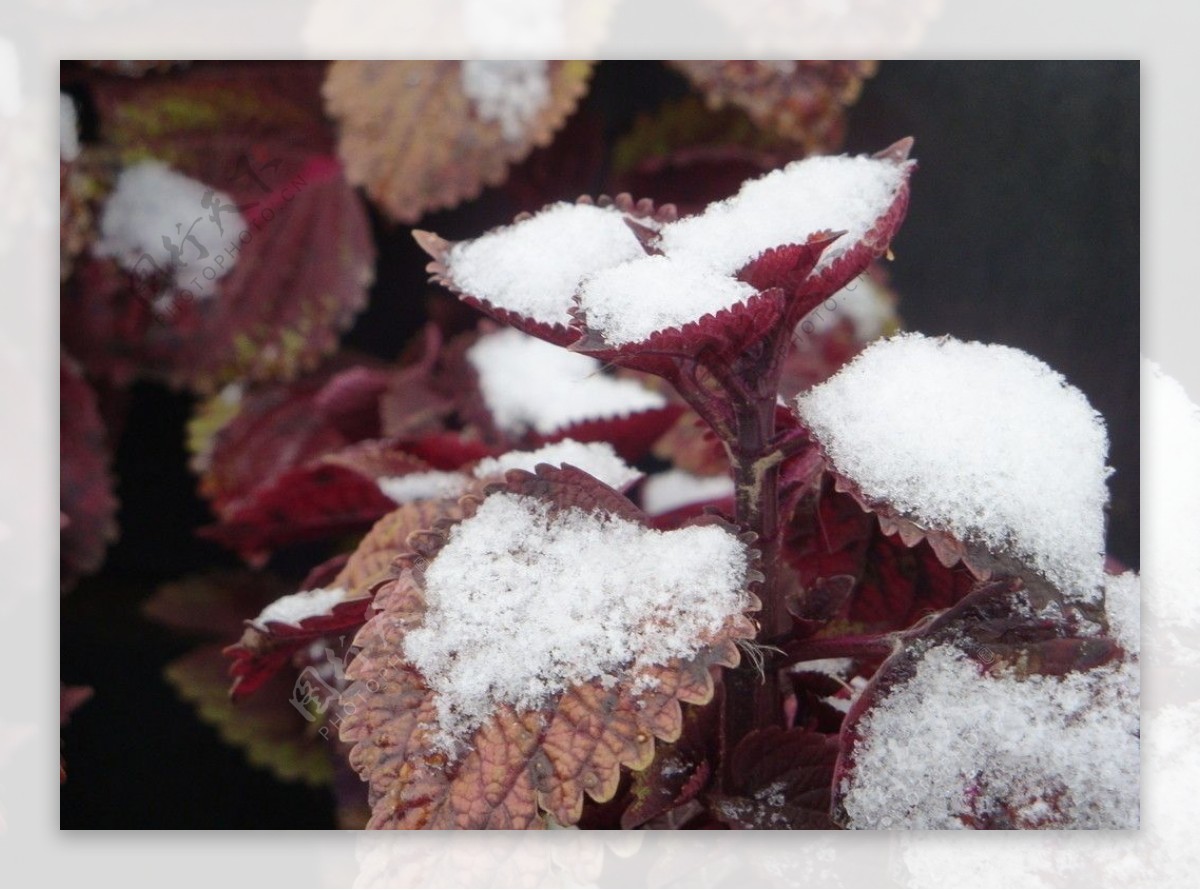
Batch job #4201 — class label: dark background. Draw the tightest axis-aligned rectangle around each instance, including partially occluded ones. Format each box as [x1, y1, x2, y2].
[61, 61, 1139, 828]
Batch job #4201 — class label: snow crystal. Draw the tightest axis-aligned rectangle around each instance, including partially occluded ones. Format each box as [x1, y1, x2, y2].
[658, 153, 911, 278]
[1104, 571, 1140, 657]
[796, 333, 1111, 600]
[377, 471, 469, 504]
[402, 492, 750, 748]
[60, 93, 80, 162]
[445, 202, 646, 329]
[578, 254, 758, 346]
[466, 328, 666, 435]
[1142, 359, 1200, 663]
[94, 160, 245, 297]
[473, 439, 642, 491]
[252, 587, 348, 629]
[840, 643, 1139, 829]
[460, 60, 550, 142]
[640, 469, 735, 516]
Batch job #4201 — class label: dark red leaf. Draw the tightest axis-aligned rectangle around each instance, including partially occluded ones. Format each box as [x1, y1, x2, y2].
[60, 356, 119, 588]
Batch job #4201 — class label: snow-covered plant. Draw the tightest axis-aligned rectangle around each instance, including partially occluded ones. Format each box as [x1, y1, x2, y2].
[289, 141, 1135, 830]
[62, 61, 1136, 831]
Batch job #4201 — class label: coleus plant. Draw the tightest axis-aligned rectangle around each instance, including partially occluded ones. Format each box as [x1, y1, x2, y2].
[223, 141, 1137, 829]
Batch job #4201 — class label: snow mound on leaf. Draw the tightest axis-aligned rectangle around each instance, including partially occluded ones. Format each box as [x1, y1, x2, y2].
[446, 202, 646, 329]
[253, 586, 348, 629]
[460, 60, 550, 142]
[377, 471, 469, 504]
[474, 439, 642, 490]
[841, 643, 1139, 829]
[579, 254, 758, 347]
[796, 333, 1110, 600]
[467, 328, 666, 435]
[94, 160, 245, 297]
[1142, 359, 1200, 664]
[641, 468, 735, 515]
[576, 151, 909, 346]
[404, 492, 750, 747]
[660, 152, 911, 277]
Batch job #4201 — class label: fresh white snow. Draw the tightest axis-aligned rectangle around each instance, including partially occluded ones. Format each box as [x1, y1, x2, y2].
[572, 151, 909, 345]
[94, 160, 245, 297]
[1104, 571, 1141, 656]
[578, 254, 757, 346]
[460, 60, 551, 142]
[796, 333, 1111, 600]
[252, 586, 349, 630]
[658, 153, 911, 277]
[447, 150, 909, 345]
[840, 642, 1139, 829]
[466, 328, 666, 435]
[445, 202, 646, 329]
[640, 468, 735, 515]
[473, 439, 642, 490]
[402, 491, 750, 748]
[377, 471, 469, 504]
[1142, 359, 1200, 664]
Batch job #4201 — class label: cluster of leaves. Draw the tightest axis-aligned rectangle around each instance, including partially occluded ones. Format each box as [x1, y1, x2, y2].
[61, 61, 1132, 831]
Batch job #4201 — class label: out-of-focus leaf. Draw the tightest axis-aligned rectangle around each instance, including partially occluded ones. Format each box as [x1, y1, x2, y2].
[64, 63, 374, 392]
[611, 96, 806, 215]
[188, 359, 389, 514]
[324, 61, 594, 223]
[669, 61, 877, 154]
[165, 644, 333, 786]
[142, 570, 289, 638]
[60, 685, 93, 784]
[198, 440, 433, 564]
[60, 355, 118, 589]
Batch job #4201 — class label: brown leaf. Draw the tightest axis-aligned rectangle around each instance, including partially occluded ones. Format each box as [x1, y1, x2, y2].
[670, 61, 877, 153]
[324, 61, 594, 223]
[340, 466, 758, 829]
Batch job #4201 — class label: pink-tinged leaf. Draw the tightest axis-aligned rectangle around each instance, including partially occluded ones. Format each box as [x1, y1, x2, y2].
[709, 726, 841, 829]
[653, 411, 730, 477]
[670, 61, 877, 154]
[341, 466, 760, 829]
[324, 61, 594, 224]
[199, 440, 433, 563]
[60, 355, 119, 589]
